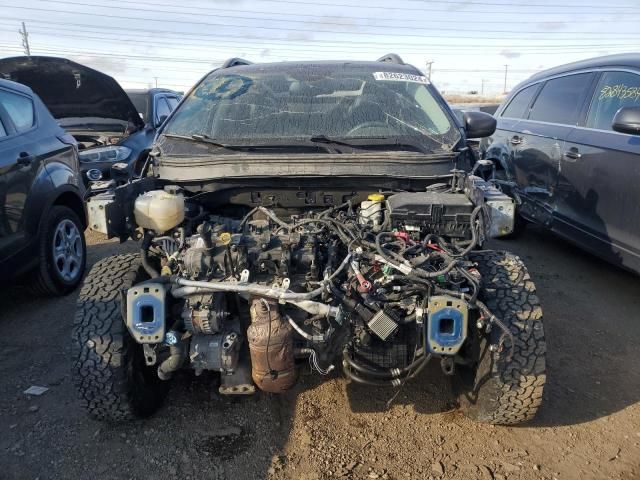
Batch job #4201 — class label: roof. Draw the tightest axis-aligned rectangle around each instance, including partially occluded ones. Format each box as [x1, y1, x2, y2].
[0, 77, 34, 95]
[526, 53, 640, 84]
[215, 59, 422, 75]
[125, 88, 182, 95]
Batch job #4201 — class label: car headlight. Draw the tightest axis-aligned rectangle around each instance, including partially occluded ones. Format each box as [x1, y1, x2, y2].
[79, 145, 132, 163]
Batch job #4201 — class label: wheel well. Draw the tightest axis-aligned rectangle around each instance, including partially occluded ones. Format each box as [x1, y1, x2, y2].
[53, 191, 87, 228]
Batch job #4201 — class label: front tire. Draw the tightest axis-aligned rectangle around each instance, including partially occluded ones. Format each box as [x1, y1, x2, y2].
[71, 253, 168, 421]
[456, 251, 546, 425]
[31, 205, 86, 296]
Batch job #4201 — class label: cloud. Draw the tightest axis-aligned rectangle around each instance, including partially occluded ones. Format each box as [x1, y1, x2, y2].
[260, 48, 271, 58]
[286, 32, 314, 42]
[70, 55, 128, 74]
[500, 49, 521, 59]
[537, 22, 567, 31]
[317, 15, 357, 32]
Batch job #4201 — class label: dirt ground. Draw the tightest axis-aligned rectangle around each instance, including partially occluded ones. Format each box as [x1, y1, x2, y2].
[0, 226, 639, 480]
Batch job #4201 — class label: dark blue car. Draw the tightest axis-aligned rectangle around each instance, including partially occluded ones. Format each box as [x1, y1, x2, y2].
[0, 57, 182, 185]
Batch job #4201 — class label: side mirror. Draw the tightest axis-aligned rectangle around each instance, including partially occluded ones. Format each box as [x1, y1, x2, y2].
[156, 114, 168, 128]
[463, 110, 497, 139]
[612, 106, 640, 135]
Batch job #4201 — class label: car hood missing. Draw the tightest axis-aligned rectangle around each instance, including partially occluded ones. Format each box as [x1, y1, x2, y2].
[0, 56, 145, 132]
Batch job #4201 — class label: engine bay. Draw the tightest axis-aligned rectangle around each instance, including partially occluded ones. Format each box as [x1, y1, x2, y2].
[89, 172, 516, 394]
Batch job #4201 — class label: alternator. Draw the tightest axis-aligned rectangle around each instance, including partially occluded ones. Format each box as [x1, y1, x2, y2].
[182, 293, 228, 335]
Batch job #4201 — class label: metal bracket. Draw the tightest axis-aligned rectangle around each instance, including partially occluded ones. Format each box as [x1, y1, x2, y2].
[143, 344, 157, 366]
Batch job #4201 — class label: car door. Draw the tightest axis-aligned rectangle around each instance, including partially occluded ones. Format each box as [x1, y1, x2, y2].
[0, 87, 42, 259]
[483, 83, 540, 189]
[512, 72, 595, 225]
[557, 69, 640, 271]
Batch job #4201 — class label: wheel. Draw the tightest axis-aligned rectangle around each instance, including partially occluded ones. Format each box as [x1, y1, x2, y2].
[455, 251, 546, 425]
[71, 253, 168, 421]
[31, 205, 86, 296]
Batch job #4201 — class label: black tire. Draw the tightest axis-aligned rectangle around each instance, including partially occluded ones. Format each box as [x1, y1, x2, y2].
[456, 251, 546, 425]
[72, 253, 168, 421]
[31, 205, 87, 296]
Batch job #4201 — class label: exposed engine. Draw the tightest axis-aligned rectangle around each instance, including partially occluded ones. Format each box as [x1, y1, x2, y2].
[104, 172, 515, 394]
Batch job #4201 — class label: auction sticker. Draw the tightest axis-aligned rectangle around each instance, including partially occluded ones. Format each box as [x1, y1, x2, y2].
[373, 72, 429, 84]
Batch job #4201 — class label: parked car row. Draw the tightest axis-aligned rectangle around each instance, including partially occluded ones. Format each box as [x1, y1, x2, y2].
[0, 56, 181, 293]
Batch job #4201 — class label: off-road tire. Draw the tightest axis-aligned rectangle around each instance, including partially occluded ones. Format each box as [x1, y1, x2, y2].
[72, 253, 168, 421]
[456, 251, 546, 425]
[31, 206, 86, 296]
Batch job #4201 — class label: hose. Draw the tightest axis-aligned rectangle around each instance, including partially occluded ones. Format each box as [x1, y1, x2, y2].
[157, 342, 186, 380]
[286, 315, 329, 343]
[343, 355, 430, 387]
[141, 231, 160, 278]
[343, 351, 429, 379]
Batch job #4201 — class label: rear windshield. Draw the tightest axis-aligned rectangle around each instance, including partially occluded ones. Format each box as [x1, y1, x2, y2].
[164, 65, 461, 152]
[127, 92, 149, 123]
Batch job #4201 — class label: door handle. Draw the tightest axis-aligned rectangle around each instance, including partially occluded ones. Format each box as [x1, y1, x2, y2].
[563, 150, 582, 161]
[510, 136, 522, 145]
[17, 152, 35, 166]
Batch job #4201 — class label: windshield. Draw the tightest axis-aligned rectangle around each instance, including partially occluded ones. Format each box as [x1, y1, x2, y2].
[163, 64, 461, 152]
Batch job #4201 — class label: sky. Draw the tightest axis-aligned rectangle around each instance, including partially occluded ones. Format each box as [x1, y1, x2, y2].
[0, 0, 639, 95]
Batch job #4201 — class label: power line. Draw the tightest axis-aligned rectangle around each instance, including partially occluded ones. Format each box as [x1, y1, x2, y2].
[30, 0, 640, 25]
[2, 15, 635, 50]
[28, 0, 640, 35]
[5, 4, 640, 40]
[92, 0, 640, 12]
[2, 26, 624, 61]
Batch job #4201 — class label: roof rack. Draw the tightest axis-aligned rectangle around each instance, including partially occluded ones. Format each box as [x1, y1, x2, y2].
[221, 58, 253, 68]
[376, 54, 405, 65]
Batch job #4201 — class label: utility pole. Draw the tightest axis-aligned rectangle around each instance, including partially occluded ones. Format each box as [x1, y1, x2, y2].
[503, 64, 509, 93]
[153, 76, 158, 88]
[481, 79, 487, 96]
[19, 22, 30, 56]
[425, 60, 434, 81]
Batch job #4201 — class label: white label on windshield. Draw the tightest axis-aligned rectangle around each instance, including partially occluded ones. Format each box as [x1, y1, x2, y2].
[373, 72, 429, 84]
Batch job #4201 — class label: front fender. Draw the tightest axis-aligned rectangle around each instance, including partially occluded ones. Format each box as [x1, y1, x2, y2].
[25, 157, 87, 234]
[483, 141, 516, 180]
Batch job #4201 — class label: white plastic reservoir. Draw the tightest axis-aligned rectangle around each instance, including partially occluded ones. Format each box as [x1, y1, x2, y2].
[134, 189, 185, 233]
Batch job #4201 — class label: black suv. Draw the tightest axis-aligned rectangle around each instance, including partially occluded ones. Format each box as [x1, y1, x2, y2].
[482, 54, 640, 273]
[74, 56, 547, 426]
[0, 78, 86, 295]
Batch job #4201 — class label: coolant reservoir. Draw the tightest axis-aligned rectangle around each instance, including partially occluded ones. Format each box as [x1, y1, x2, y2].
[134, 189, 185, 233]
[358, 193, 385, 229]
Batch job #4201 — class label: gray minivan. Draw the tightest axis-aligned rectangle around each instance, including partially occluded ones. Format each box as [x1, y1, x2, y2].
[482, 54, 640, 273]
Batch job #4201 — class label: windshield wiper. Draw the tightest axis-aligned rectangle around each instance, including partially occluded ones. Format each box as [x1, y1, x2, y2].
[309, 134, 360, 148]
[163, 133, 240, 150]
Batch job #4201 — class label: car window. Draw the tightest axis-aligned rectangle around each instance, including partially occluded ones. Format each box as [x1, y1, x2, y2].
[155, 97, 171, 123]
[528, 73, 593, 125]
[166, 97, 179, 110]
[586, 71, 640, 131]
[0, 89, 35, 132]
[501, 84, 538, 119]
[128, 92, 149, 123]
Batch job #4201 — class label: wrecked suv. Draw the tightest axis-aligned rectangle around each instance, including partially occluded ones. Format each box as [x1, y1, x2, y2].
[73, 56, 546, 425]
